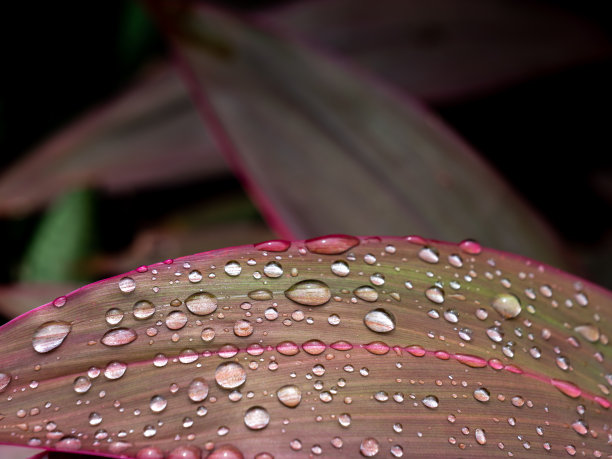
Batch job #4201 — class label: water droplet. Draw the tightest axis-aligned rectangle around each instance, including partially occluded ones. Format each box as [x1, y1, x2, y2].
[277, 384, 301, 407]
[73, 376, 91, 394]
[486, 327, 504, 343]
[571, 419, 588, 436]
[101, 328, 137, 347]
[136, 446, 164, 459]
[331, 260, 350, 277]
[302, 339, 326, 355]
[149, 395, 167, 413]
[474, 428, 487, 445]
[234, 319, 253, 337]
[285, 280, 331, 306]
[185, 292, 218, 316]
[443, 309, 458, 323]
[255, 239, 291, 252]
[153, 354, 168, 367]
[133, 300, 155, 320]
[168, 445, 201, 459]
[166, 311, 188, 330]
[492, 293, 522, 319]
[459, 239, 482, 255]
[201, 327, 215, 342]
[56, 437, 81, 451]
[360, 437, 380, 457]
[53, 296, 67, 307]
[215, 362, 247, 389]
[118, 277, 136, 293]
[179, 348, 198, 364]
[354, 286, 378, 302]
[277, 341, 299, 356]
[418, 247, 439, 263]
[574, 324, 599, 343]
[305, 234, 359, 254]
[448, 254, 463, 268]
[551, 378, 581, 398]
[370, 273, 385, 286]
[364, 309, 395, 333]
[422, 395, 439, 409]
[244, 406, 270, 430]
[338, 413, 352, 427]
[104, 361, 127, 380]
[248, 289, 273, 301]
[188, 270, 203, 283]
[425, 286, 445, 304]
[187, 378, 209, 402]
[32, 321, 71, 353]
[473, 387, 490, 402]
[104, 308, 123, 325]
[264, 261, 283, 278]
[89, 412, 102, 426]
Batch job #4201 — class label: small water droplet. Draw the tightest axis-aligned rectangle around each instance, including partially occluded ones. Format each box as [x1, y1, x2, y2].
[571, 419, 588, 436]
[354, 286, 379, 302]
[492, 293, 522, 319]
[338, 413, 352, 427]
[255, 239, 291, 252]
[364, 309, 395, 333]
[104, 361, 127, 380]
[234, 319, 253, 337]
[331, 260, 350, 277]
[425, 287, 445, 304]
[574, 324, 599, 343]
[188, 270, 203, 283]
[474, 428, 487, 445]
[149, 395, 167, 413]
[459, 239, 482, 255]
[277, 384, 301, 407]
[32, 321, 71, 353]
[215, 362, 247, 389]
[118, 277, 136, 293]
[264, 261, 283, 278]
[486, 327, 504, 343]
[187, 378, 209, 402]
[370, 273, 385, 286]
[73, 376, 91, 394]
[360, 437, 380, 457]
[422, 395, 439, 409]
[133, 300, 155, 320]
[244, 406, 270, 430]
[53, 296, 67, 307]
[101, 328, 137, 347]
[443, 309, 458, 323]
[473, 387, 490, 402]
[185, 292, 218, 316]
[248, 289, 273, 301]
[418, 247, 439, 263]
[166, 311, 188, 330]
[89, 412, 102, 426]
[285, 280, 331, 306]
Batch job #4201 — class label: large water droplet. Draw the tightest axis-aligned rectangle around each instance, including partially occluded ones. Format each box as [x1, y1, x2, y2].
[264, 261, 283, 278]
[360, 437, 380, 457]
[277, 384, 301, 407]
[215, 362, 247, 389]
[492, 293, 522, 319]
[133, 300, 155, 320]
[149, 395, 167, 413]
[305, 234, 359, 254]
[118, 277, 136, 293]
[224, 261, 242, 277]
[422, 395, 439, 409]
[364, 309, 395, 333]
[185, 292, 218, 316]
[354, 286, 379, 302]
[104, 361, 127, 380]
[32, 321, 71, 353]
[101, 328, 137, 347]
[244, 406, 270, 430]
[285, 280, 331, 306]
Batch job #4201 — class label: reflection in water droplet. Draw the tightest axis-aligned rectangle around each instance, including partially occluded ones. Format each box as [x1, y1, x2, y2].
[56, 437, 81, 451]
[422, 395, 439, 409]
[264, 261, 283, 278]
[118, 277, 136, 293]
[32, 321, 72, 353]
[133, 300, 155, 320]
[331, 260, 350, 277]
[185, 292, 218, 316]
[354, 286, 378, 302]
[277, 384, 301, 407]
[215, 362, 247, 389]
[285, 280, 331, 306]
[492, 293, 522, 319]
[244, 406, 270, 430]
[104, 361, 127, 380]
[149, 395, 167, 413]
[105, 308, 124, 325]
[101, 328, 137, 347]
[168, 445, 202, 459]
[360, 437, 380, 457]
[364, 309, 396, 333]
[305, 234, 359, 254]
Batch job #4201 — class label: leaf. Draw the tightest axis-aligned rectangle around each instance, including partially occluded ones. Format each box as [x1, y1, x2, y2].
[0, 283, 79, 320]
[264, 0, 612, 102]
[0, 63, 228, 218]
[153, 3, 570, 269]
[0, 235, 609, 458]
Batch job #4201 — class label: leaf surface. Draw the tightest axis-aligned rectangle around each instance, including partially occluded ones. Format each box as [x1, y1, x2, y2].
[154, 3, 569, 268]
[0, 64, 228, 218]
[0, 235, 610, 458]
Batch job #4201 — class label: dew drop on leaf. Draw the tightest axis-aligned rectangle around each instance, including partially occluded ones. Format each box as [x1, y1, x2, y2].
[491, 293, 522, 318]
[425, 286, 445, 304]
[118, 277, 136, 293]
[101, 328, 137, 347]
[224, 261, 242, 277]
[305, 234, 359, 254]
[331, 260, 350, 277]
[188, 378, 209, 402]
[188, 270, 203, 283]
[248, 289, 273, 301]
[254, 239, 291, 252]
[73, 376, 91, 394]
[364, 309, 396, 333]
[422, 395, 439, 409]
[234, 319, 253, 337]
[166, 311, 188, 330]
[215, 362, 247, 389]
[244, 406, 270, 430]
[185, 292, 218, 316]
[574, 324, 600, 343]
[105, 308, 124, 326]
[133, 300, 155, 320]
[418, 247, 439, 264]
[459, 239, 482, 255]
[263, 261, 283, 278]
[473, 387, 491, 402]
[354, 286, 378, 302]
[149, 395, 167, 413]
[277, 384, 301, 407]
[285, 280, 331, 306]
[104, 361, 127, 380]
[360, 437, 380, 457]
[32, 321, 72, 353]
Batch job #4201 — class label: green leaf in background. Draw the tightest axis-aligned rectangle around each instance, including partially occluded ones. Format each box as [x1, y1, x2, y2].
[153, 3, 570, 270]
[0, 236, 609, 457]
[19, 189, 95, 283]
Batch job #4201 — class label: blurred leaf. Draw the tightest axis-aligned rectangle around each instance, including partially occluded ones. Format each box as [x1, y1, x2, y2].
[265, 0, 612, 103]
[19, 190, 94, 283]
[0, 64, 228, 218]
[153, 3, 569, 268]
[118, 0, 158, 70]
[0, 235, 610, 457]
[0, 282, 79, 319]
